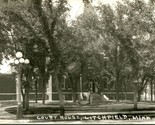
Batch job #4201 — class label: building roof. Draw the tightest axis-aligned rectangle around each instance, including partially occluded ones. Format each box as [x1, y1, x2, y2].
[83, 0, 97, 16]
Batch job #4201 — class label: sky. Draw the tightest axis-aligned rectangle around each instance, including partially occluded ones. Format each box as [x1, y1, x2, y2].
[0, 59, 11, 74]
[0, 0, 117, 74]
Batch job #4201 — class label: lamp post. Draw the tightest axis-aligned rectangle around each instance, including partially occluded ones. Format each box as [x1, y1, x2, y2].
[9, 52, 30, 119]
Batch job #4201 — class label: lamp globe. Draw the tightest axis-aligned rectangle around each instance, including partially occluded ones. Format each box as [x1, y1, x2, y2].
[19, 58, 25, 63]
[14, 59, 19, 64]
[24, 59, 30, 64]
[16, 52, 23, 58]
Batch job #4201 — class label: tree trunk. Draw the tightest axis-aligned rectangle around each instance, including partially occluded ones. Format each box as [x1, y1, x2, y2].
[124, 78, 127, 100]
[145, 86, 147, 101]
[72, 78, 76, 102]
[121, 77, 124, 100]
[115, 45, 119, 102]
[134, 89, 137, 110]
[151, 79, 153, 101]
[35, 78, 38, 103]
[137, 77, 150, 102]
[25, 85, 29, 110]
[21, 78, 25, 109]
[134, 81, 138, 110]
[70, 74, 76, 102]
[154, 80, 155, 101]
[72, 91, 76, 102]
[42, 78, 46, 105]
[22, 89, 25, 109]
[137, 90, 141, 102]
[115, 71, 120, 102]
[55, 71, 64, 116]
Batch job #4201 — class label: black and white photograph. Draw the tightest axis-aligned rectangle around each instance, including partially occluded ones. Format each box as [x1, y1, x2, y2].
[0, 0, 155, 124]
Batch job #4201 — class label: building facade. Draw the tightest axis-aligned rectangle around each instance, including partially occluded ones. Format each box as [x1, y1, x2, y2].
[46, 72, 134, 102]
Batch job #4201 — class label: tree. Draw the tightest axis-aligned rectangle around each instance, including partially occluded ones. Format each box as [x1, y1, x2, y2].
[96, 0, 155, 103]
[0, 0, 70, 115]
[30, 0, 72, 115]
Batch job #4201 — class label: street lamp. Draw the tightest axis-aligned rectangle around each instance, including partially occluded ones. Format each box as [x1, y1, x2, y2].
[9, 51, 29, 119]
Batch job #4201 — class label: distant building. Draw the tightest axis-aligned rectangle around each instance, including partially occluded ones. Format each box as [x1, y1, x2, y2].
[46, 0, 134, 102]
[0, 72, 45, 100]
[0, 74, 16, 100]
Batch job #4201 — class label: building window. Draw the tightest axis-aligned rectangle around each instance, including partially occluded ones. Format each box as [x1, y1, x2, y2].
[103, 77, 108, 90]
[67, 78, 72, 90]
[108, 81, 115, 90]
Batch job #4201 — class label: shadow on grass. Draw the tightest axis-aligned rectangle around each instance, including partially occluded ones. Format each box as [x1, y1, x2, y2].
[5, 107, 60, 115]
[5, 106, 155, 115]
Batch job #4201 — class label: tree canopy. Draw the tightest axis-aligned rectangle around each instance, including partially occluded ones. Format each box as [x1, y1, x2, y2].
[0, 0, 155, 105]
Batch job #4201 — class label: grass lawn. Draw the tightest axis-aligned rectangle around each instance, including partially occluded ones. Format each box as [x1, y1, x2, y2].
[3, 100, 155, 115]
[0, 100, 17, 107]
